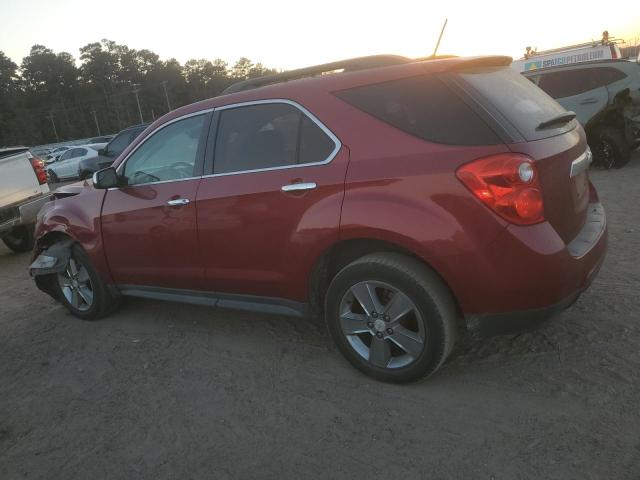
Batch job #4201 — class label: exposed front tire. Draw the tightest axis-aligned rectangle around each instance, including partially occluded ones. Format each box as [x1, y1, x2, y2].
[325, 253, 458, 383]
[2, 225, 35, 253]
[52, 244, 119, 320]
[589, 126, 631, 169]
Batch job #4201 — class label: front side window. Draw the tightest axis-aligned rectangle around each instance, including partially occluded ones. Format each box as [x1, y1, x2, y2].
[59, 150, 73, 161]
[76, 148, 87, 157]
[123, 114, 205, 186]
[213, 102, 336, 174]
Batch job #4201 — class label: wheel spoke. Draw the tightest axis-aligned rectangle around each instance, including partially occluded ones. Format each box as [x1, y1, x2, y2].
[384, 291, 414, 324]
[71, 289, 80, 308]
[77, 286, 93, 306]
[68, 259, 78, 276]
[340, 312, 369, 335]
[351, 282, 383, 316]
[77, 266, 90, 283]
[369, 337, 391, 367]
[388, 326, 424, 359]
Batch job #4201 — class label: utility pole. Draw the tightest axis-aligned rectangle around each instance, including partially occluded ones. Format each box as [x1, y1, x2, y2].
[432, 18, 448, 57]
[161, 80, 172, 111]
[47, 112, 59, 143]
[90, 108, 101, 136]
[132, 84, 144, 123]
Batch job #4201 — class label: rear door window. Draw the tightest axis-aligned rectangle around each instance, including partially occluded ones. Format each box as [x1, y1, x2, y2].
[213, 102, 337, 174]
[537, 67, 628, 99]
[459, 67, 572, 141]
[334, 75, 501, 145]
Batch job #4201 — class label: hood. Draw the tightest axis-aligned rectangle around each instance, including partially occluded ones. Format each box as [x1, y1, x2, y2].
[52, 179, 94, 198]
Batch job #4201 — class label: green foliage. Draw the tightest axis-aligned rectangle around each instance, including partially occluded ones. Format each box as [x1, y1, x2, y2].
[0, 40, 279, 146]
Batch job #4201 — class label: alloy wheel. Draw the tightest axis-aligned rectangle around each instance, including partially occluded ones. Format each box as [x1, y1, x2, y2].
[339, 281, 426, 369]
[57, 258, 94, 311]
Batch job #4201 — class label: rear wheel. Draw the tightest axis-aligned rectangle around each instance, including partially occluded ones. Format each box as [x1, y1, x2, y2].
[325, 253, 458, 383]
[52, 244, 119, 320]
[2, 225, 34, 253]
[590, 126, 631, 169]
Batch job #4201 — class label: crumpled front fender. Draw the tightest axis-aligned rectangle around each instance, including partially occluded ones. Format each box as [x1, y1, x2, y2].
[29, 238, 73, 277]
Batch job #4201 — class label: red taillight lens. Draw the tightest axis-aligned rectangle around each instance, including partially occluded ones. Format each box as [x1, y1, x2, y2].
[456, 153, 544, 225]
[29, 155, 48, 185]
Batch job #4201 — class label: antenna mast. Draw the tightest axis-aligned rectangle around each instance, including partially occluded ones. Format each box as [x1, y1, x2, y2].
[432, 18, 448, 56]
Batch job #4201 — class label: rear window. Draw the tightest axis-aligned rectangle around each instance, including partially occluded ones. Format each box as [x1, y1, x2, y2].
[334, 75, 502, 145]
[459, 67, 572, 141]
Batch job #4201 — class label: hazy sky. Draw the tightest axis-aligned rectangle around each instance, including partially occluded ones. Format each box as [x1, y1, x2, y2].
[0, 0, 638, 69]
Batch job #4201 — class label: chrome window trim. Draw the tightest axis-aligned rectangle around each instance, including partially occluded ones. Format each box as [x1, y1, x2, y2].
[114, 109, 213, 179]
[203, 98, 342, 178]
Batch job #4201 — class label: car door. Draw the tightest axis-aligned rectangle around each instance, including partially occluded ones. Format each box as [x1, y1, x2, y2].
[196, 100, 348, 301]
[538, 68, 608, 125]
[101, 111, 210, 290]
[54, 149, 78, 178]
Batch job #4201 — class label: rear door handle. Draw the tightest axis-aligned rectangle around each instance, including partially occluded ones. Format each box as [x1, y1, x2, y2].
[166, 198, 190, 206]
[281, 182, 317, 192]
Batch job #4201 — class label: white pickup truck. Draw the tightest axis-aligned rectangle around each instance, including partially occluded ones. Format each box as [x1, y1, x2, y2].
[0, 147, 51, 252]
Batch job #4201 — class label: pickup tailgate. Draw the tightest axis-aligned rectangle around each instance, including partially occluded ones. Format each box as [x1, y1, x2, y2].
[0, 149, 44, 208]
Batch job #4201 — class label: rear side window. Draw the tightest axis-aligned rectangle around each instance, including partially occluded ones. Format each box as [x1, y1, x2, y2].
[537, 67, 628, 99]
[335, 75, 501, 145]
[213, 102, 337, 174]
[106, 132, 132, 155]
[459, 67, 570, 142]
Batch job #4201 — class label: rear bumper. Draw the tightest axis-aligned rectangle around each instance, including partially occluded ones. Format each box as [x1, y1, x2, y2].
[0, 194, 52, 235]
[442, 200, 607, 332]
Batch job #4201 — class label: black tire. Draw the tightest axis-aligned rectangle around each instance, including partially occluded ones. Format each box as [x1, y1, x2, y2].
[48, 170, 59, 184]
[51, 244, 120, 320]
[325, 252, 458, 383]
[589, 126, 631, 169]
[78, 170, 91, 181]
[2, 225, 35, 253]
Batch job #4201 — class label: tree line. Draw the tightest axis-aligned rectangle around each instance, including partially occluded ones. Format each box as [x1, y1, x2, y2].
[0, 39, 277, 146]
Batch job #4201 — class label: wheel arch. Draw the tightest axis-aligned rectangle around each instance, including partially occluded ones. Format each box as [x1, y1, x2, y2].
[308, 237, 463, 323]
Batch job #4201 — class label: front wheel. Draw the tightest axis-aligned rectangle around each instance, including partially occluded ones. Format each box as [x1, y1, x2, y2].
[52, 244, 119, 320]
[48, 170, 59, 184]
[325, 253, 458, 383]
[2, 225, 35, 253]
[589, 126, 631, 169]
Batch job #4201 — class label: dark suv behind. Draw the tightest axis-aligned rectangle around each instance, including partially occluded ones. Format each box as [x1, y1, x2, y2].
[30, 55, 606, 383]
[77, 124, 148, 180]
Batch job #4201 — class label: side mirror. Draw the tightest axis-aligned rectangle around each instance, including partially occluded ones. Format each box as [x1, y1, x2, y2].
[98, 148, 106, 155]
[92, 167, 119, 189]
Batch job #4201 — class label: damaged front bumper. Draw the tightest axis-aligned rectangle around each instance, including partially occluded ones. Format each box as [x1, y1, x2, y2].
[29, 239, 73, 277]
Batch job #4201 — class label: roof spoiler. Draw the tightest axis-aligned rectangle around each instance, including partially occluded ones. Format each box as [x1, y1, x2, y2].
[441, 55, 513, 70]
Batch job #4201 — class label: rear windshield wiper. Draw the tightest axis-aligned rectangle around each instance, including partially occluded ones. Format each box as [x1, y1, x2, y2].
[536, 111, 576, 130]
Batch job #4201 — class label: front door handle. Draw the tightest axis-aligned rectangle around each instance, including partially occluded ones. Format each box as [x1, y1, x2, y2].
[281, 182, 317, 192]
[166, 198, 190, 206]
[580, 98, 598, 105]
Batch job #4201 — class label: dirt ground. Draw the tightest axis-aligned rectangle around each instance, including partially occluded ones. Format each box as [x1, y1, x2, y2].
[1, 154, 639, 480]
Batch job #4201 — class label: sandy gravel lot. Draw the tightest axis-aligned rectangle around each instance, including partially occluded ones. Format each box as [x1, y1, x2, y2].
[1, 154, 639, 479]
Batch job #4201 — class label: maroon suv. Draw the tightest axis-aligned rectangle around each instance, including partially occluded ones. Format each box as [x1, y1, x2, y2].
[30, 55, 607, 382]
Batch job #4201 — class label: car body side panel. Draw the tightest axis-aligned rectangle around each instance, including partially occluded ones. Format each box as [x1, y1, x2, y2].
[33, 184, 113, 283]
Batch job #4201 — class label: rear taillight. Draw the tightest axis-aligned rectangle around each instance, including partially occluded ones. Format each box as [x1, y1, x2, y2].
[28, 154, 48, 185]
[456, 153, 544, 225]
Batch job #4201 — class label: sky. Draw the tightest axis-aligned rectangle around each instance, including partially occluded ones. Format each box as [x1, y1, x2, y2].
[0, 0, 638, 70]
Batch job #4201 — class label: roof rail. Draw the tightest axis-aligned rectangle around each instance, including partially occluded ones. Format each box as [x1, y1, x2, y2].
[222, 55, 411, 94]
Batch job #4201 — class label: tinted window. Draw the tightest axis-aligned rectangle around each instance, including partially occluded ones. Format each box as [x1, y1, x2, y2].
[335, 74, 501, 145]
[107, 132, 134, 155]
[123, 114, 205, 186]
[213, 103, 335, 174]
[300, 115, 335, 164]
[59, 150, 73, 160]
[76, 148, 87, 157]
[537, 67, 628, 99]
[460, 67, 569, 141]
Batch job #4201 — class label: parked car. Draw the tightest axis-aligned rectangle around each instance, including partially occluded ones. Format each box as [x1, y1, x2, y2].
[46, 144, 106, 182]
[29, 55, 607, 383]
[0, 147, 50, 252]
[77, 125, 148, 180]
[45, 146, 72, 163]
[524, 59, 640, 168]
